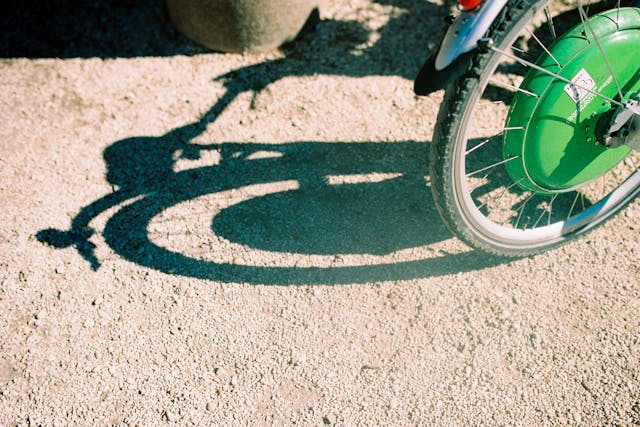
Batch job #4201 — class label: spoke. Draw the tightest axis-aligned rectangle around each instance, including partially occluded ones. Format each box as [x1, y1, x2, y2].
[547, 194, 558, 226]
[532, 196, 552, 228]
[480, 166, 498, 184]
[578, 3, 589, 39]
[532, 209, 547, 229]
[466, 138, 492, 155]
[479, 100, 507, 107]
[544, 6, 557, 40]
[478, 178, 525, 210]
[470, 167, 498, 195]
[515, 193, 536, 230]
[466, 156, 519, 177]
[489, 44, 625, 108]
[489, 77, 539, 98]
[476, 126, 525, 134]
[567, 191, 581, 219]
[509, 45, 536, 60]
[468, 126, 524, 153]
[577, 0, 625, 101]
[527, 27, 562, 68]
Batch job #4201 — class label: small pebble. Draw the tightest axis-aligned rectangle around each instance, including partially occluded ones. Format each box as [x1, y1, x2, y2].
[230, 376, 238, 386]
[206, 402, 214, 412]
[323, 413, 337, 425]
[165, 410, 176, 422]
[389, 398, 399, 410]
[573, 412, 582, 423]
[55, 266, 65, 274]
[83, 318, 95, 328]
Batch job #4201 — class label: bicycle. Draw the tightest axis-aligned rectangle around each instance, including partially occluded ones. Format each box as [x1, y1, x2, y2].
[414, 0, 640, 256]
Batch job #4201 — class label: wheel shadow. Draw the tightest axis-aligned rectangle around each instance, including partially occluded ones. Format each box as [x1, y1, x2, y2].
[115, 140, 507, 284]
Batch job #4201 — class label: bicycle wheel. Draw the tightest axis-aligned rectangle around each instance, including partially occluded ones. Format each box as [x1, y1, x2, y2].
[431, 0, 640, 256]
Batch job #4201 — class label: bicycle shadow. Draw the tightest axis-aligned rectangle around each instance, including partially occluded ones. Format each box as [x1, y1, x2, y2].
[37, 131, 503, 285]
[34, 0, 506, 284]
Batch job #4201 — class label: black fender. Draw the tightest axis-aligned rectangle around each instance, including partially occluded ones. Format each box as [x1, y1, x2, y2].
[413, 48, 474, 96]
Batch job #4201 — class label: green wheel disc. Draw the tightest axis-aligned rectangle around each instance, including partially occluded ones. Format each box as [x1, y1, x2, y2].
[503, 7, 640, 194]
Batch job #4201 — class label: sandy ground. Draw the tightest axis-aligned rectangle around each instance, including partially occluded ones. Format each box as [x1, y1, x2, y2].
[1, 0, 640, 425]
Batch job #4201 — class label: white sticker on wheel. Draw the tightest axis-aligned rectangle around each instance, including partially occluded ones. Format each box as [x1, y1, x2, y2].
[564, 68, 596, 103]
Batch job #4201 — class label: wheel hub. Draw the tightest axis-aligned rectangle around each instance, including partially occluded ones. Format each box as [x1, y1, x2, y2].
[502, 8, 640, 194]
[600, 99, 640, 150]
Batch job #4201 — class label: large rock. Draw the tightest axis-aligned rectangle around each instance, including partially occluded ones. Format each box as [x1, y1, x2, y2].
[166, 0, 324, 53]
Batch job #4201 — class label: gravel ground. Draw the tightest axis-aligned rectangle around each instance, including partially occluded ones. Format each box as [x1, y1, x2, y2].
[1, 0, 640, 425]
